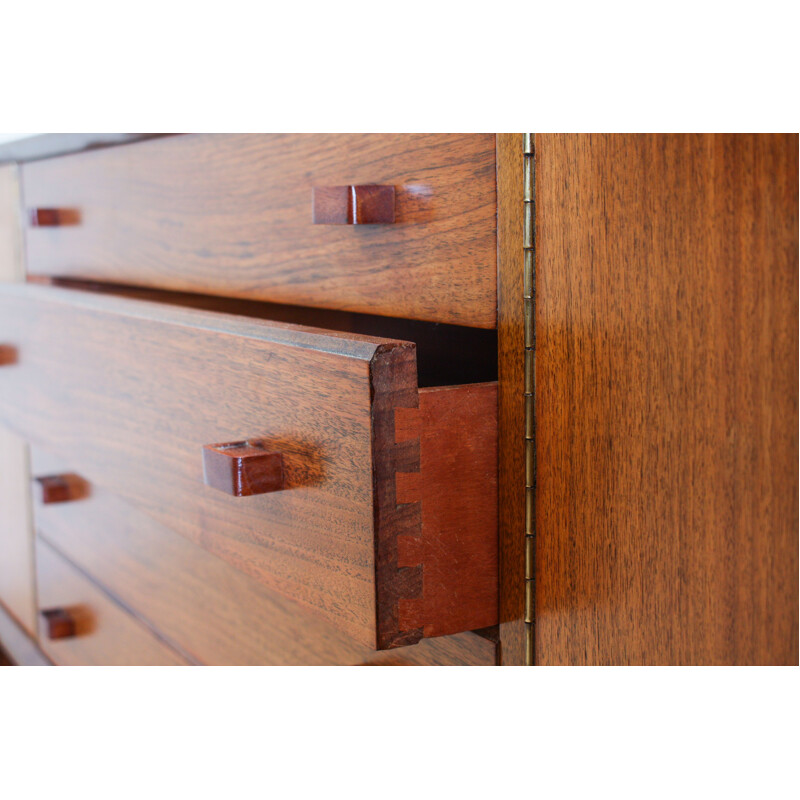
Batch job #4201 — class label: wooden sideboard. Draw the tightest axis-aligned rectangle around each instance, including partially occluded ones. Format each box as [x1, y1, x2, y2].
[0, 133, 796, 666]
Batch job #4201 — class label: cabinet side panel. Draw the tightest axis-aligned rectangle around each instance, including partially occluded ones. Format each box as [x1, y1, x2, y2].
[0, 165, 37, 638]
[535, 134, 798, 665]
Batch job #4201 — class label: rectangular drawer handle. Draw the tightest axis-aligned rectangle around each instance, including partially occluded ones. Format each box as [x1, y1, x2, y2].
[28, 207, 81, 227]
[202, 440, 285, 497]
[0, 344, 17, 365]
[34, 473, 90, 504]
[312, 185, 395, 224]
[40, 608, 78, 640]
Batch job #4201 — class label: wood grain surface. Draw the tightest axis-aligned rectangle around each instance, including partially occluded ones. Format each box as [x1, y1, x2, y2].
[31, 447, 496, 665]
[36, 538, 188, 666]
[0, 284, 413, 647]
[495, 133, 527, 664]
[22, 133, 497, 328]
[37, 279, 500, 389]
[0, 285, 498, 649]
[534, 133, 798, 665]
[395, 383, 499, 638]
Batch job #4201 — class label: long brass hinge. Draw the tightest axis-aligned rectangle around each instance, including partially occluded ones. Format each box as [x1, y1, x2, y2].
[523, 133, 535, 666]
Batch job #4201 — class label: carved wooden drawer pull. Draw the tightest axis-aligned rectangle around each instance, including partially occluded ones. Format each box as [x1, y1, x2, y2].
[28, 208, 81, 227]
[34, 473, 89, 504]
[0, 344, 17, 366]
[202, 441, 285, 497]
[40, 608, 77, 640]
[312, 185, 395, 224]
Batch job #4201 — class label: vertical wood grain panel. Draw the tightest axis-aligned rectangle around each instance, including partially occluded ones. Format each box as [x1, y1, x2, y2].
[496, 134, 527, 664]
[0, 164, 37, 638]
[534, 134, 798, 665]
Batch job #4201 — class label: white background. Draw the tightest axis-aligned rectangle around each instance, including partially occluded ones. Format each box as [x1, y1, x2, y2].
[1, 2, 797, 798]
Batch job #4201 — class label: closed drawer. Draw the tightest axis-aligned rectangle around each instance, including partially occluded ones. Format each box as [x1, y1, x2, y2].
[0, 425, 35, 636]
[21, 133, 497, 328]
[0, 285, 498, 649]
[35, 537, 187, 665]
[31, 447, 496, 666]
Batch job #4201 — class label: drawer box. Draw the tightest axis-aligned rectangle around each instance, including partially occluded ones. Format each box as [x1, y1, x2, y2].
[0, 285, 498, 649]
[35, 537, 187, 666]
[21, 133, 497, 328]
[31, 447, 496, 666]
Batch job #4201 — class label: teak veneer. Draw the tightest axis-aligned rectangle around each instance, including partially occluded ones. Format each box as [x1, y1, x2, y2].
[21, 133, 497, 328]
[31, 446, 496, 666]
[35, 538, 189, 666]
[533, 133, 798, 665]
[0, 284, 498, 650]
[3, 132, 795, 668]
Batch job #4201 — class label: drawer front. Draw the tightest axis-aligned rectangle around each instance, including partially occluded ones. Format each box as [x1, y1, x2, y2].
[0, 285, 497, 649]
[35, 538, 187, 666]
[0, 426, 35, 635]
[31, 448, 496, 666]
[22, 133, 497, 328]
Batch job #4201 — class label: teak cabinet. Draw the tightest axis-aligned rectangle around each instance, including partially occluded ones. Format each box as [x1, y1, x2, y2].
[0, 133, 797, 666]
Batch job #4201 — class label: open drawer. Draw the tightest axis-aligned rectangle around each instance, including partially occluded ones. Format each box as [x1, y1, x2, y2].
[0, 285, 497, 649]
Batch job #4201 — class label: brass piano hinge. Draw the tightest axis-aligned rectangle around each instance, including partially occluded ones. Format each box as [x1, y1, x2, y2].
[523, 133, 535, 666]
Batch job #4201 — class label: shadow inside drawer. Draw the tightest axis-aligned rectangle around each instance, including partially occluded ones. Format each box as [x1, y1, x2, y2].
[42, 278, 498, 388]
